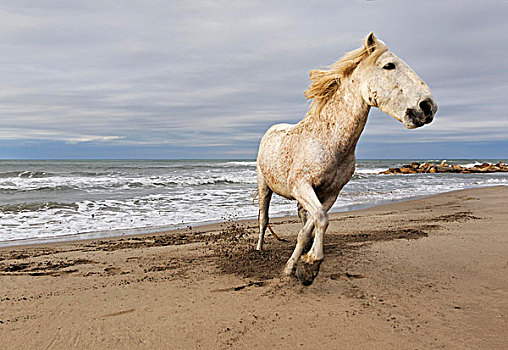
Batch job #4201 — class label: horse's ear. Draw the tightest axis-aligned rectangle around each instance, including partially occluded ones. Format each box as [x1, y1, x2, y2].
[363, 32, 378, 53]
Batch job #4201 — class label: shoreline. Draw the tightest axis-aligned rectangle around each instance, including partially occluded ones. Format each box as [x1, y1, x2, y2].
[1, 185, 505, 249]
[1, 185, 507, 348]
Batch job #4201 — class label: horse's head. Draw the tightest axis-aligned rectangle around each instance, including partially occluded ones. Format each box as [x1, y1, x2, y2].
[357, 32, 437, 129]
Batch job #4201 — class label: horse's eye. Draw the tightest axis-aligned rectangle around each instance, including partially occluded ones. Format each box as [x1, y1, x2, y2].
[383, 62, 396, 70]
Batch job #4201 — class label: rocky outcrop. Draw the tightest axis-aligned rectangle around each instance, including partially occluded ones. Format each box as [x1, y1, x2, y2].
[379, 161, 508, 175]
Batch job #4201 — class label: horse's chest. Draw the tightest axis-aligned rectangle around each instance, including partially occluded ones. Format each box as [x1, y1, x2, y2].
[315, 158, 355, 195]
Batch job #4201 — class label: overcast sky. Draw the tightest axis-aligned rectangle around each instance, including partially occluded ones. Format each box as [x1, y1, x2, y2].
[0, 0, 507, 159]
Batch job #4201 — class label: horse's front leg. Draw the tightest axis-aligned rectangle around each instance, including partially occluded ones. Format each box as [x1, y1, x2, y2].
[284, 218, 314, 276]
[291, 185, 335, 285]
[285, 195, 336, 279]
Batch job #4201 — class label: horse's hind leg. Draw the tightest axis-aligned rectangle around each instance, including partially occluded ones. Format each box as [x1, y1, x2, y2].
[256, 177, 272, 251]
[297, 202, 307, 226]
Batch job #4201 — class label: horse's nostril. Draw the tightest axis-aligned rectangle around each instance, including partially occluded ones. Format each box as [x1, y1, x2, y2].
[419, 99, 433, 117]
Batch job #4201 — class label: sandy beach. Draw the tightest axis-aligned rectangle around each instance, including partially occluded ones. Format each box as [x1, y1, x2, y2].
[0, 186, 506, 349]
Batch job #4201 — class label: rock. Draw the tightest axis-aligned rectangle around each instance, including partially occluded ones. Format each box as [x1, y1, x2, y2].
[378, 161, 507, 175]
[400, 167, 417, 174]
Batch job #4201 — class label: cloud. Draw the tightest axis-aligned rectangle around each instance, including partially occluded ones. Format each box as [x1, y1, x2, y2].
[0, 0, 506, 158]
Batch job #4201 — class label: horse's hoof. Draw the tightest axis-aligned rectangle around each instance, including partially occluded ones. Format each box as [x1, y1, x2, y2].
[296, 259, 322, 286]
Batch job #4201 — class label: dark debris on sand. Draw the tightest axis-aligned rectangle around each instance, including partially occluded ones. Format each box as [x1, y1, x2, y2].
[212, 222, 431, 281]
[0, 258, 96, 275]
[213, 223, 294, 280]
[0, 221, 434, 281]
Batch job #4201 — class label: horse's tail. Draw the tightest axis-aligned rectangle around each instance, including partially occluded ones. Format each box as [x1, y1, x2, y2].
[252, 186, 259, 206]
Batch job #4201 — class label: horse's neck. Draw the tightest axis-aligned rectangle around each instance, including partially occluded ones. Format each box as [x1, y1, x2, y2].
[304, 78, 370, 154]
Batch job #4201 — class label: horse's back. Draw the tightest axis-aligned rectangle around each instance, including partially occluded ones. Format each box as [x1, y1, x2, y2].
[258, 123, 294, 150]
[263, 123, 294, 137]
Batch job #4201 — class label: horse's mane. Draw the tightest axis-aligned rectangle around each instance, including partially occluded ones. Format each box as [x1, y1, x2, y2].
[304, 39, 388, 118]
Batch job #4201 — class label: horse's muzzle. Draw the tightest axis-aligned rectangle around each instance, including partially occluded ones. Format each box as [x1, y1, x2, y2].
[404, 97, 437, 129]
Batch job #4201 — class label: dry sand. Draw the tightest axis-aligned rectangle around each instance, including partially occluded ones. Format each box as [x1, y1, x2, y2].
[0, 186, 507, 349]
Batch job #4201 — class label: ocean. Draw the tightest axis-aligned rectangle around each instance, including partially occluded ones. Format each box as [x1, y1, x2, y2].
[1, 159, 507, 246]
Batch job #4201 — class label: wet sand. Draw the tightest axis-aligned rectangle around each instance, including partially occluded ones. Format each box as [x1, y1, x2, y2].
[0, 186, 507, 349]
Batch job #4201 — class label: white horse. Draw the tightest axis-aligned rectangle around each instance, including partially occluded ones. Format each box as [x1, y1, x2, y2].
[256, 32, 437, 285]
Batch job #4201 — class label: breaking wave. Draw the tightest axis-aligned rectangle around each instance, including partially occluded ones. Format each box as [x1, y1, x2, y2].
[0, 159, 506, 244]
